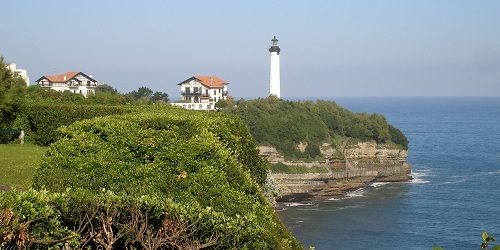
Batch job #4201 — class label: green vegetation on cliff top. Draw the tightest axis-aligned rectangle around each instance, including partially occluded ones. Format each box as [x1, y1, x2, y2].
[218, 97, 409, 160]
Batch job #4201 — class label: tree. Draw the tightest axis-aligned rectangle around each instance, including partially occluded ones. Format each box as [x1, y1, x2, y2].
[129, 87, 153, 100]
[0, 56, 27, 129]
[214, 99, 228, 110]
[150, 91, 169, 103]
[96, 84, 119, 95]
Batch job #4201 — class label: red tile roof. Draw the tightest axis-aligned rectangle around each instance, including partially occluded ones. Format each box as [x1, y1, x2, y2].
[191, 76, 228, 89]
[43, 72, 80, 83]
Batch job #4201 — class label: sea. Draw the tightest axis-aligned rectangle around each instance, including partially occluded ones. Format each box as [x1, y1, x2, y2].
[278, 97, 500, 250]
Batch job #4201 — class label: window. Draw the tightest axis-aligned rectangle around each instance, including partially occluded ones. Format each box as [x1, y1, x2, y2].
[214, 97, 217, 102]
[219, 89, 221, 93]
[87, 81, 91, 86]
[185, 87, 190, 94]
[199, 104, 202, 109]
[214, 90, 216, 95]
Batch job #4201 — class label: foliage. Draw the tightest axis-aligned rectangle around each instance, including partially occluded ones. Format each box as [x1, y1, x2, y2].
[151, 91, 170, 103]
[31, 111, 300, 249]
[0, 144, 47, 190]
[96, 83, 119, 94]
[432, 232, 500, 250]
[482, 232, 500, 250]
[0, 56, 28, 135]
[126, 87, 170, 104]
[0, 189, 221, 249]
[215, 99, 236, 110]
[222, 97, 409, 160]
[0, 189, 80, 249]
[261, 170, 281, 206]
[16, 103, 132, 146]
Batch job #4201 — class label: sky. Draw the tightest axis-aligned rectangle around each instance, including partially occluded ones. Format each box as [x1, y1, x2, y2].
[2, 0, 500, 98]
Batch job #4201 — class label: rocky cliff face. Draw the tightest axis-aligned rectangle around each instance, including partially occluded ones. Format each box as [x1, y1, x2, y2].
[259, 141, 412, 202]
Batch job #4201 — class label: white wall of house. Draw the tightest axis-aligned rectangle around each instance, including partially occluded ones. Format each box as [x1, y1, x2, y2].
[48, 85, 95, 97]
[178, 79, 226, 104]
[7, 63, 30, 86]
[173, 78, 231, 110]
[171, 102, 214, 110]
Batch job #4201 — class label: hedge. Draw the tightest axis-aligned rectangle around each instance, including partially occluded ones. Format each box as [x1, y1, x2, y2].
[31, 111, 300, 249]
[15, 104, 133, 146]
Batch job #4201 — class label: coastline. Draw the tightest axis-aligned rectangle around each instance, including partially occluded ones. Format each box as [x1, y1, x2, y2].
[275, 175, 412, 204]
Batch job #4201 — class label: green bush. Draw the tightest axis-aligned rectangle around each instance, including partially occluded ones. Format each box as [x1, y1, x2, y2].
[16, 104, 132, 146]
[1, 188, 285, 249]
[31, 111, 300, 249]
[0, 189, 79, 249]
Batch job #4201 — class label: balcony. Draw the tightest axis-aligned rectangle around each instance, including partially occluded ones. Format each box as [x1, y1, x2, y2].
[181, 91, 203, 95]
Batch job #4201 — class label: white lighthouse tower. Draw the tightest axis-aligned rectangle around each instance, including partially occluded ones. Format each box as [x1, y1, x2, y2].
[269, 36, 281, 98]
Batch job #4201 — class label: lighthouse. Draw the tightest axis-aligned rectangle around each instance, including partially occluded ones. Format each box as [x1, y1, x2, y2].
[269, 36, 281, 98]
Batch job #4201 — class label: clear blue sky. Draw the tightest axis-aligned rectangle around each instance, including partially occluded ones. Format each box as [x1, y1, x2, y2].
[2, 1, 499, 98]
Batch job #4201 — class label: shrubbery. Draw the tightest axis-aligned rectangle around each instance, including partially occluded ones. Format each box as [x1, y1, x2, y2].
[15, 103, 132, 146]
[0, 188, 269, 249]
[29, 111, 300, 249]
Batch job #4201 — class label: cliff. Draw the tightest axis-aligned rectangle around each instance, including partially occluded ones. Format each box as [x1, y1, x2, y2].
[260, 140, 412, 202]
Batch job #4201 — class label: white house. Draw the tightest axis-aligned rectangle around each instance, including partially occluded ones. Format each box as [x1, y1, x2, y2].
[171, 76, 233, 110]
[35, 72, 98, 97]
[7, 63, 30, 86]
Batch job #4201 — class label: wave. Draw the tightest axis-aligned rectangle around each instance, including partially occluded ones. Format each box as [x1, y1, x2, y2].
[346, 188, 365, 197]
[409, 171, 430, 184]
[327, 197, 341, 201]
[283, 202, 315, 207]
[334, 204, 365, 211]
[370, 182, 390, 188]
[449, 175, 467, 179]
[487, 169, 500, 175]
[441, 179, 467, 185]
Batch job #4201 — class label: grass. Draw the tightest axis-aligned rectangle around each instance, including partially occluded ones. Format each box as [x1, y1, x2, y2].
[0, 143, 47, 190]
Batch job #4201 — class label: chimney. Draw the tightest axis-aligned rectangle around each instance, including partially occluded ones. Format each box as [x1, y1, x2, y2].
[89, 74, 93, 79]
[63, 75, 66, 81]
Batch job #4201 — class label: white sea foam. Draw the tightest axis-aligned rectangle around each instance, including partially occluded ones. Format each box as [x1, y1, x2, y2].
[409, 171, 430, 184]
[283, 202, 314, 207]
[370, 182, 390, 188]
[346, 188, 365, 197]
[487, 169, 500, 175]
[334, 204, 364, 211]
[442, 179, 467, 185]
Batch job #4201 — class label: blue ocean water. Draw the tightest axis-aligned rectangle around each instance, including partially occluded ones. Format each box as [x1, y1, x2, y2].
[278, 97, 500, 250]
